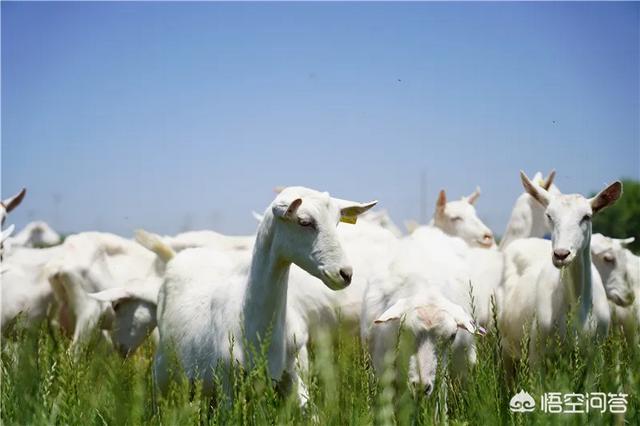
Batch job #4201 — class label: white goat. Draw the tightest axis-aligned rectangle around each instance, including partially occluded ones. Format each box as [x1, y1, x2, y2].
[591, 234, 635, 307]
[499, 170, 558, 250]
[2, 244, 63, 333]
[152, 187, 376, 401]
[430, 187, 495, 248]
[408, 186, 503, 328]
[8, 221, 62, 248]
[498, 171, 623, 328]
[362, 261, 486, 395]
[358, 187, 500, 395]
[90, 212, 394, 405]
[46, 232, 164, 348]
[591, 234, 639, 341]
[87, 228, 253, 357]
[89, 279, 163, 356]
[499, 172, 622, 362]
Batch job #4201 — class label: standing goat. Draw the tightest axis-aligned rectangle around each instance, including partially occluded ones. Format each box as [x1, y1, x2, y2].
[152, 187, 376, 402]
[499, 172, 622, 362]
[499, 170, 557, 250]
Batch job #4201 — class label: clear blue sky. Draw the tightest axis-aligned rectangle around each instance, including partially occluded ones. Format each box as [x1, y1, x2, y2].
[2, 2, 638, 237]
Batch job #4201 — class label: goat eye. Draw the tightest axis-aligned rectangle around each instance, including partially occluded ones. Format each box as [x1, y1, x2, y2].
[298, 218, 315, 229]
[582, 214, 591, 222]
[603, 254, 615, 263]
[451, 217, 462, 222]
[546, 213, 553, 223]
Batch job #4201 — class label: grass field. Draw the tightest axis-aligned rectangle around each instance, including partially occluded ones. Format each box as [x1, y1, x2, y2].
[2, 305, 638, 426]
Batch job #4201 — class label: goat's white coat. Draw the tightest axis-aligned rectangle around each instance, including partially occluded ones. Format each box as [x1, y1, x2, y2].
[499, 171, 559, 250]
[6, 221, 61, 248]
[361, 232, 486, 394]
[591, 234, 639, 341]
[617, 250, 640, 337]
[1, 224, 15, 262]
[591, 234, 635, 307]
[153, 187, 376, 399]
[430, 188, 495, 248]
[46, 232, 165, 346]
[1, 245, 63, 332]
[498, 173, 622, 362]
[89, 278, 164, 356]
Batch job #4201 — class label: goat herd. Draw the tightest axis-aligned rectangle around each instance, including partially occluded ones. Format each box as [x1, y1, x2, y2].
[1, 170, 638, 407]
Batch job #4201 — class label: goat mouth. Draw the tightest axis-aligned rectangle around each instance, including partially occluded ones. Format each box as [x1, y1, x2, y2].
[552, 257, 571, 268]
[476, 239, 493, 248]
[320, 271, 350, 291]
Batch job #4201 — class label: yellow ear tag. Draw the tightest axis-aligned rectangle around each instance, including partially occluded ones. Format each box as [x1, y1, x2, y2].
[340, 216, 358, 225]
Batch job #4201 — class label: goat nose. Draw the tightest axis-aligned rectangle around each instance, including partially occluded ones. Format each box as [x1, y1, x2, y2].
[554, 249, 570, 260]
[484, 232, 493, 241]
[339, 266, 353, 285]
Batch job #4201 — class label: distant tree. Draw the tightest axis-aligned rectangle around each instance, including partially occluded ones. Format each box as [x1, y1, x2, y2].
[592, 179, 640, 254]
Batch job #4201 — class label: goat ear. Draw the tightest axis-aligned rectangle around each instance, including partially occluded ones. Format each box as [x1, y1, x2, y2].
[542, 170, 556, 191]
[590, 181, 622, 214]
[467, 187, 481, 205]
[520, 171, 550, 207]
[273, 198, 302, 220]
[89, 288, 135, 305]
[3, 188, 26, 213]
[89, 286, 158, 306]
[335, 199, 378, 224]
[436, 190, 447, 211]
[251, 211, 264, 223]
[618, 237, 635, 247]
[456, 319, 487, 336]
[374, 299, 410, 324]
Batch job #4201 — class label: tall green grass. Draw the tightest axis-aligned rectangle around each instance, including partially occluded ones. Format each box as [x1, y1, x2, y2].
[2, 310, 638, 425]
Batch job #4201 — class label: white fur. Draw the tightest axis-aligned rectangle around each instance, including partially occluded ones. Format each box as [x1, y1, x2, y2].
[359, 225, 486, 394]
[161, 230, 254, 253]
[1, 224, 15, 261]
[430, 187, 495, 248]
[499, 172, 623, 333]
[499, 170, 559, 250]
[361, 209, 404, 238]
[591, 235, 639, 341]
[153, 187, 376, 402]
[361, 256, 485, 395]
[591, 234, 635, 307]
[45, 232, 165, 348]
[1, 245, 63, 332]
[617, 250, 640, 339]
[7, 221, 62, 248]
[89, 278, 163, 356]
[498, 173, 622, 362]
